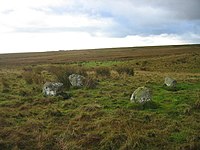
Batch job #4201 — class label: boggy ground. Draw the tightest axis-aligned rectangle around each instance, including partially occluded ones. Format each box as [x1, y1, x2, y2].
[0, 45, 200, 150]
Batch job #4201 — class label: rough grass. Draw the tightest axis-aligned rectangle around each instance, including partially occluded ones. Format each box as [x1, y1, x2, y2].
[0, 45, 200, 149]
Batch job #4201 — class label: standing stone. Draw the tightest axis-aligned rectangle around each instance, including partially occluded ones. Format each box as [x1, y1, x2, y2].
[68, 74, 85, 87]
[130, 86, 151, 103]
[164, 77, 177, 87]
[43, 82, 63, 96]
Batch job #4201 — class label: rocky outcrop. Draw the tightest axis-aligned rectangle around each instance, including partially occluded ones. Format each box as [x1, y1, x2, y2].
[43, 82, 63, 96]
[69, 74, 85, 87]
[130, 86, 151, 103]
[164, 77, 177, 87]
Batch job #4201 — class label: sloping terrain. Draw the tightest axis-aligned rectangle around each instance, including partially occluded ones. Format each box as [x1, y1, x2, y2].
[0, 44, 200, 149]
[0, 44, 199, 66]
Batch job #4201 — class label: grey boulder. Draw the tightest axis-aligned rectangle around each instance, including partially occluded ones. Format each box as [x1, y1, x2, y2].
[164, 77, 177, 87]
[69, 74, 85, 87]
[43, 82, 63, 96]
[130, 86, 151, 103]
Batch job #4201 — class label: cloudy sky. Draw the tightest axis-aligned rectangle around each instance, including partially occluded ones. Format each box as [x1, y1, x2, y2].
[0, 0, 200, 53]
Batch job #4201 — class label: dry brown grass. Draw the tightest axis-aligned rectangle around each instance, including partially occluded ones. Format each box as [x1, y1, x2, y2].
[0, 44, 200, 149]
[0, 44, 199, 67]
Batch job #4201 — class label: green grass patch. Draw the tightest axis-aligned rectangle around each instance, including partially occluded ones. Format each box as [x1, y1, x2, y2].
[0, 48, 200, 149]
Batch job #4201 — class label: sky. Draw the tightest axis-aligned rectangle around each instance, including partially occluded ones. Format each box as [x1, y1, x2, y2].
[0, 0, 200, 54]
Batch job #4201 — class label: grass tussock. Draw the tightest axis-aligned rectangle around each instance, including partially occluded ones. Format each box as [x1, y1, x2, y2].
[83, 77, 98, 89]
[115, 65, 134, 76]
[47, 66, 74, 89]
[1, 78, 10, 93]
[95, 66, 111, 77]
[22, 69, 45, 85]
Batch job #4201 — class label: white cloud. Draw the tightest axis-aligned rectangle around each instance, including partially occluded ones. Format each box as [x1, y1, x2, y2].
[0, 0, 115, 34]
[0, 32, 187, 53]
[0, 0, 66, 11]
[0, 0, 199, 54]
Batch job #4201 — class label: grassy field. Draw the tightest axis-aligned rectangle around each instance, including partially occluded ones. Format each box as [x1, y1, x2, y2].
[0, 44, 200, 149]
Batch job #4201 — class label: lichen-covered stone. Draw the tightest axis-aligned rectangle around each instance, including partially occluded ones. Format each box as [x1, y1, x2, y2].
[130, 86, 151, 103]
[69, 74, 85, 87]
[43, 82, 63, 96]
[164, 77, 177, 87]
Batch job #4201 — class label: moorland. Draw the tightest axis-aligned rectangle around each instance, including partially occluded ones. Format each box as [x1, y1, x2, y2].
[0, 44, 200, 149]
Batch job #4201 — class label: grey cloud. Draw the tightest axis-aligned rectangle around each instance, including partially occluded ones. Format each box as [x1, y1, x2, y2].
[146, 0, 200, 20]
[30, 0, 200, 37]
[67, 0, 200, 20]
[118, 0, 200, 20]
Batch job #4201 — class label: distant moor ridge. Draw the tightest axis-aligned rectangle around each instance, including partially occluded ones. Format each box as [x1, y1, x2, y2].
[0, 44, 200, 66]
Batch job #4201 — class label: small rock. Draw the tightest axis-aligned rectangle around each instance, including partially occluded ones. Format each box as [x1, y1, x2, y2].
[164, 77, 177, 87]
[43, 82, 63, 96]
[69, 74, 85, 87]
[130, 86, 151, 103]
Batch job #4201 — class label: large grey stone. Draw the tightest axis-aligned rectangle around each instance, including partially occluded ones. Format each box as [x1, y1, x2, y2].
[68, 74, 85, 87]
[43, 82, 63, 96]
[164, 77, 177, 87]
[130, 86, 151, 103]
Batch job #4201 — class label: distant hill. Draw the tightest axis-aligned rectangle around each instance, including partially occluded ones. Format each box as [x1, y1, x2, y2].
[0, 44, 199, 67]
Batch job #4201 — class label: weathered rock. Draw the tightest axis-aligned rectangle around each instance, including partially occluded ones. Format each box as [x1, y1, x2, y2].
[130, 86, 151, 103]
[164, 77, 177, 87]
[68, 74, 85, 87]
[43, 82, 63, 96]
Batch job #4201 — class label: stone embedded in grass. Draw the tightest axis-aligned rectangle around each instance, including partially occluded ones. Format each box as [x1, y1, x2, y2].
[69, 74, 85, 87]
[43, 82, 63, 96]
[130, 86, 151, 103]
[164, 77, 177, 87]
